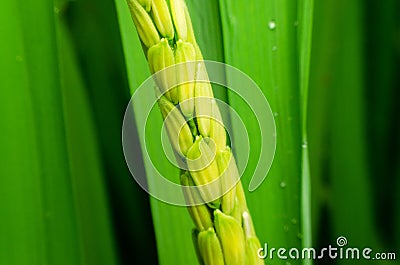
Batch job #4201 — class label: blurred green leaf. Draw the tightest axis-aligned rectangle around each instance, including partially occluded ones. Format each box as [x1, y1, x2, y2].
[0, 0, 118, 264]
[55, 11, 118, 265]
[64, 0, 158, 262]
[322, 0, 377, 250]
[365, 0, 398, 245]
[307, 0, 335, 244]
[308, 0, 382, 263]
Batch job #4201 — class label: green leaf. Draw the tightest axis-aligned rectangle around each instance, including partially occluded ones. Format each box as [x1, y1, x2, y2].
[328, 0, 378, 251]
[307, 0, 335, 243]
[364, 0, 398, 246]
[55, 12, 118, 265]
[0, 0, 118, 264]
[64, 0, 158, 262]
[219, 0, 313, 264]
[298, 0, 314, 263]
[0, 1, 80, 263]
[308, 0, 382, 263]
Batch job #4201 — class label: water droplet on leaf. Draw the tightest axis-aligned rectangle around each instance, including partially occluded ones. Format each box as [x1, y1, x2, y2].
[268, 20, 276, 30]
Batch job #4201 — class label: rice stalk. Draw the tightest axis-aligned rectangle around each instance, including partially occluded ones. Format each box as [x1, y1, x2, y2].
[125, 0, 264, 263]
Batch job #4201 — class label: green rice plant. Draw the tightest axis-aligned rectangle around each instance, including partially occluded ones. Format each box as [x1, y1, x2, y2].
[117, 0, 315, 264]
[2, 0, 399, 264]
[124, 0, 263, 263]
